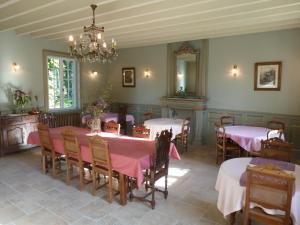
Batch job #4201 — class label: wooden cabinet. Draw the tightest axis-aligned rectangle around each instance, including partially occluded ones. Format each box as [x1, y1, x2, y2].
[0, 114, 38, 156]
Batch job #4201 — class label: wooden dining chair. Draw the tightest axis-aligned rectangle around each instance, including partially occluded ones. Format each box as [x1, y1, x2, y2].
[174, 117, 191, 153]
[220, 116, 234, 126]
[129, 129, 172, 209]
[261, 138, 293, 162]
[61, 129, 90, 191]
[243, 165, 295, 225]
[268, 120, 285, 131]
[103, 120, 121, 134]
[215, 123, 241, 164]
[38, 123, 57, 176]
[132, 125, 150, 138]
[88, 135, 118, 203]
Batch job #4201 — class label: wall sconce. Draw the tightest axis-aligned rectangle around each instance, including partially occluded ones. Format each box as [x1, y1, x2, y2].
[231, 65, 238, 77]
[90, 71, 98, 78]
[144, 68, 151, 78]
[12, 62, 20, 72]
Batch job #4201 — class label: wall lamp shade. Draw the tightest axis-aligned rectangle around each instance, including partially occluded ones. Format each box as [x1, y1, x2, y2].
[232, 65, 238, 77]
[12, 62, 20, 72]
[144, 68, 151, 78]
[90, 71, 98, 78]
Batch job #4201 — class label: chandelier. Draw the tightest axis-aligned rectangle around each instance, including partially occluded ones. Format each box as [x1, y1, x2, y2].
[68, 4, 117, 63]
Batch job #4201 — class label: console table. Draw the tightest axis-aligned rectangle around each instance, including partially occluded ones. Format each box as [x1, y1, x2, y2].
[0, 114, 39, 156]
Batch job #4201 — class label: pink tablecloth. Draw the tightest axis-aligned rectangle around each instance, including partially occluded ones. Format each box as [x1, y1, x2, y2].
[222, 125, 281, 152]
[81, 113, 135, 124]
[28, 126, 180, 187]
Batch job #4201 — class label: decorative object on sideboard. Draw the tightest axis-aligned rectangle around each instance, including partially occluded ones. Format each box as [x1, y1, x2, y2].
[68, 4, 117, 63]
[122, 67, 136, 87]
[12, 62, 20, 72]
[13, 89, 31, 113]
[231, 65, 238, 77]
[254, 61, 282, 91]
[144, 68, 151, 78]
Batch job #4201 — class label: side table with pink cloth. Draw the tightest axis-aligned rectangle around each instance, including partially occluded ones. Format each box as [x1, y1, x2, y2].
[81, 113, 135, 125]
[144, 118, 184, 140]
[215, 157, 300, 225]
[222, 125, 282, 152]
[27, 126, 180, 189]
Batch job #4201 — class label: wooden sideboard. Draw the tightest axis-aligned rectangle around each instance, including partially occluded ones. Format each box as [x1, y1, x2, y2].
[0, 114, 39, 156]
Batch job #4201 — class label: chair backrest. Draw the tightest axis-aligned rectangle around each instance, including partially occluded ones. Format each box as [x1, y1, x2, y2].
[60, 129, 81, 160]
[132, 125, 150, 138]
[153, 129, 172, 169]
[214, 123, 226, 146]
[104, 120, 121, 134]
[245, 165, 295, 224]
[38, 113, 56, 128]
[88, 135, 111, 170]
[267, 128, 284, 140]
[37, 123, 54, 153]
[220, 116, 234, 126]
[268, 120, 285, 131]
[181, 117, 191, 135]
[261, 138, 293, 162]
[117, 105, 127, 125]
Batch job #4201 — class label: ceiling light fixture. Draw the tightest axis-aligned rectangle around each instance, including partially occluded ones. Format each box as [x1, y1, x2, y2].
[68, 4, 117, 63]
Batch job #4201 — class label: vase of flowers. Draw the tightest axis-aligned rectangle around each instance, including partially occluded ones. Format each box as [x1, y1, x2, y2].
[13, 89, 31, 113]
[86, 98, 108, 133]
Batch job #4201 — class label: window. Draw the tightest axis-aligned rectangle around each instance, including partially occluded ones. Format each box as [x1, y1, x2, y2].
[44, 50, 80, 111]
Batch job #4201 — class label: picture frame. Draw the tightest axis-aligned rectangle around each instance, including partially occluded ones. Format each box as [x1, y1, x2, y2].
[254, 61, 282, 91]
[122, 67, 135, 87]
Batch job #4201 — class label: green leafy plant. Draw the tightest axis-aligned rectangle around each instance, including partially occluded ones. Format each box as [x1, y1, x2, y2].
[14, 89, 31, 109]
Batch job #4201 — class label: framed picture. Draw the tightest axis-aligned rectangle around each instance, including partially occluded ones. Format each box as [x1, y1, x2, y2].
[254, 61, 282, 91]
[122, 67, 135, 87]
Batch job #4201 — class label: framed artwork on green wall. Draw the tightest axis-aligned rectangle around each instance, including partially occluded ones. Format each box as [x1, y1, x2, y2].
[122, 67, 135, 87]
[254, 61, 282, 91]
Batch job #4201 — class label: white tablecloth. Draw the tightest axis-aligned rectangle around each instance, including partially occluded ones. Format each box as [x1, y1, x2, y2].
[144, 118, 184, 140]
[222, 126, 281, 152]
[215, 157, 300, 225]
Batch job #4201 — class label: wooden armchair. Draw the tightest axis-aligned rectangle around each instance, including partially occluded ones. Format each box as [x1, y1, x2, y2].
[61, 130, 90, 191]
[215, 123, 241, 164]
[38, 123, 58, 176]
[243, 165, 295, 225]
[88, 135, 118, 203]
[261, 138, 293, 162]
[220, 116, 234, 126]
[132, 125, 150, 139]
[174, 117, 191, 153]
[103, 121, 121, 135]
[129, 129, 172, 209]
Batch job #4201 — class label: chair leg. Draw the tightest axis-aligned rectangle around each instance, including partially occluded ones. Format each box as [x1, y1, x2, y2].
[107, 173, 113, 203]
[91, 170, 96, 196]
[51, 155, 56, 178]
[79, 166, 84, 191]
[164, 174, 168, 199]
[66, 162, 71, 185]
[41, 152, 46, 174]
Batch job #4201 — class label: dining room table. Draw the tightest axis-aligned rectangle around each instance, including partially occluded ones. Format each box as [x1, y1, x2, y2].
[215, 157, 300, 225]
[220, 125, 283, 152]
[27, 126, 180, 205]
[144, 118, 184, 140]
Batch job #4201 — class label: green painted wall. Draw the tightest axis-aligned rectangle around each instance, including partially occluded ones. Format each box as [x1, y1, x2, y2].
[207, 28, 300, 115]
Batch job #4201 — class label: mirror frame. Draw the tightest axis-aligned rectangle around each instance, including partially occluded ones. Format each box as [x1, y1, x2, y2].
[173, 42, 200, 97]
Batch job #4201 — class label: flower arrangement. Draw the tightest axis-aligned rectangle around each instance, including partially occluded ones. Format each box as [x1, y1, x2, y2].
[86, 98, 108, 118]
[13, 89, 31, 110]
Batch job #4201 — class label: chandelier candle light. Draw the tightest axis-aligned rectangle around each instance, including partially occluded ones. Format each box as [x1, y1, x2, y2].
[68, 4, 117, 63]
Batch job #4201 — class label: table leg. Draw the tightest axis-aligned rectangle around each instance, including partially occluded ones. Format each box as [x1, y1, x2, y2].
[228, 212, 237, 225]
[119, 173, 127, 205]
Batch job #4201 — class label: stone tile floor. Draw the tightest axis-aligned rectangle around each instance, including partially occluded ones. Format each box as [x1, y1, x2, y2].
[0, 146, 265, 225]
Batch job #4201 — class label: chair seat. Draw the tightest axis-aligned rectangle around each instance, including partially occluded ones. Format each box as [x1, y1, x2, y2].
[249, 207, 292, 225]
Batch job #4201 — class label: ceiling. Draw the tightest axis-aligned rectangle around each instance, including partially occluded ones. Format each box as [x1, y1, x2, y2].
[1, 0, 300, 49]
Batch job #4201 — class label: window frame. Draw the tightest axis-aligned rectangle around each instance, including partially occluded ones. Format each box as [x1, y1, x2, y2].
[43, 50, 80, 112]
